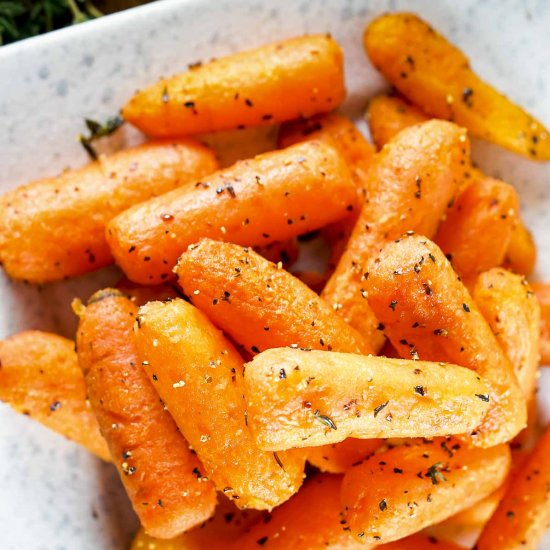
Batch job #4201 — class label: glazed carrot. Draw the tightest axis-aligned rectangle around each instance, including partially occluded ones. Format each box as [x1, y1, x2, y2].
[364, 234, 527, 447]
[107, 140, 356, 284]
[473, 268, 540, 398]
[366, 92, 429, 149]
[0, 140, 218, 283]
[476, 426, 550, 550]
[123, 35, 345, 137]
[364, 13, 550, 159]
[131, 497, 263, 550]
[134, 299, 305, 510]
[533, 283, 550, 364]
[0, 331, 109, 461]
[278, 113, 375, 270]
[175, 239, 373, 355]
[244, 348, 490, 451]
[341, 438, 511, 544]
[434, 178, 519, 287]
[503, 221, 537, 276]
[76, 290, 216, 538]
[322, 120, 468, 351]
[305, 438, 381, 474]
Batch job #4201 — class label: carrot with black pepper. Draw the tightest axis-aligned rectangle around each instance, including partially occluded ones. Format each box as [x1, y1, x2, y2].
[322, 120, 467, 351]
[305, 438, 381, 474]
[0, 331, 109, 461]
[123, 35, 345, 137]
[364, 234, 527, 447]
[107, 140, 356, 284]
[244, 348, 491, 451]
[76, 289, 216, 538]
[364, 13, 550, 159]
[341, 438, 510, 544]
[0, 139, 218, 283]
[134, 298, 305, 510]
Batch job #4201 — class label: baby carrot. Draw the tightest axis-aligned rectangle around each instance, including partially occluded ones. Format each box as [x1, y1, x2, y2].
[123, 35, 345, 137]
[532, 283, 550, 365]
[107, 140, 356, 284]
[342, 439, 510, 544]
[503, 221, 537, 276]
[305, 438, 381, 474]
[0, 330, 109, 461]
[77, 290, 216, 538]
[134, 298, 305, 510]
[0, 139, 218, 283]
[364, 234, 527, 447]
[322, 120, 467, 351]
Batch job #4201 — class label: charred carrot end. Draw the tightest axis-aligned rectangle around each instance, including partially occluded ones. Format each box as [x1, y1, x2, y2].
[134, 298, 305, 510]
[76, 291, 216, 538]
[322, 120, 468, 352]
[364, 13, 550, 159]
[473, 268, 540, 398]
[435, 177, 520, 287]
[503, 220, 537, 276]
[364, 234, 527, 447]
[0, 331, 109, 461]
[174, 239, 373, 356]
[306, 438, 382, 474]
[123, 35, 345, 137]
[0, 139, 218, 283]
[107, 140, 356, 284]
[476, 426, 550, 550]
[366, 93, 429, 149]
[244, 348, 490, 451]
[532, 283, 550, 365]
[341, 438, 510, 544]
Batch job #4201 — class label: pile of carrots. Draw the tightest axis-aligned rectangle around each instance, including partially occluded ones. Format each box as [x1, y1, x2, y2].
[1, 12, 550, 550]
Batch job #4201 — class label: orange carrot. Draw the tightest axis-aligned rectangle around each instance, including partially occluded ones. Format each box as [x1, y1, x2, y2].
[244, 348, 491, 450]
[364, 234, 526, 447]
[502, 221, 537, 276]
[134, 298, 305, 510]
[434, 178, 519, 287]
[0, 330, 109, 461]
[341, 438, 510, 544]
[476, 426, 550, 550]
[0, 140, 218, 283]
[123, 35, 345, 137]
[322, 120, 468, 351]
[76, 290, 216, 538]
[533, 283, 550, 365]
[473, 268, 540, 398]
[364, 13, 550, 159]
[175, 239, 372, 355]
[107, 140, 356, 284]
[306, 438, 381, 474]
[115, 277, 180, 305]
[366, 92, 429, 149]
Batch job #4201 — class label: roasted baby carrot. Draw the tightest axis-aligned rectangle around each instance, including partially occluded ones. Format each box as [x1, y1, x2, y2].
[341, 438, 510, 544]
[107, 140, 356, 284]
[503, 221, 537, 276]
[306, 438, 381, 474]
[322, 120, 468, 351]
[476, 425, 550, 550]
[364, 234, 527, 447]
[533, 283, 550, 365]
[76, 290, 216, 538]
[134, 298, 305, 510]
[364, 13, 550, 159]
[123, 35, 345, 137]
[366, 92, 429, 149]
[473, 268, 540, 398]
[0, 331, 109, 461]
[244, 348, 490, 451]
[0, 140, 218, 283]
[175, 239, 372, 355]
[434, 177, 519, 287]
[278, 113, 375, 270]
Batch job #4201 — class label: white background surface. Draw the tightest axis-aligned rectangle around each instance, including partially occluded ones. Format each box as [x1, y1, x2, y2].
[0, 0, 549, 548]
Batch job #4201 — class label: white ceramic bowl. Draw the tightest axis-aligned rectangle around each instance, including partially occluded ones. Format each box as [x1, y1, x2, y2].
[0, 0, 549, 547]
